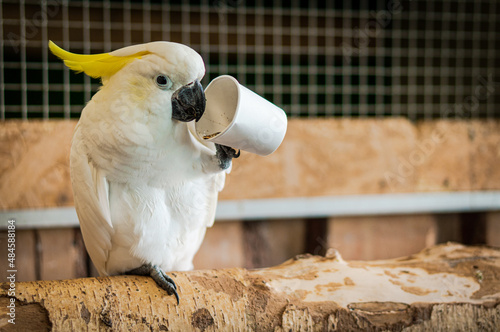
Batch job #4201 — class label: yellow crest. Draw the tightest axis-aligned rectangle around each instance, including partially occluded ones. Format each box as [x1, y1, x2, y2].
[49, 41, 149, 78]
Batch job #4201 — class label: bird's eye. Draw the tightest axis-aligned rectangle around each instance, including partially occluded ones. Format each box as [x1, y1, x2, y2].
[155, 75, 172, 89]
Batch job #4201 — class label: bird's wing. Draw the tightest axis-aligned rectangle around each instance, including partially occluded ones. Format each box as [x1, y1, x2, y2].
[71, 125, 114, 276]
[203, 171, 226, 228]
[187, 122, 227, 228]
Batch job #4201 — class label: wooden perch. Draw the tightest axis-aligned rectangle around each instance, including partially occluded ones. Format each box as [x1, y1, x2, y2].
[1, 243, 499, 331]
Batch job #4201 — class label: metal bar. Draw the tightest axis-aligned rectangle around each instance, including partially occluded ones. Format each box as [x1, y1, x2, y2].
[124, 0, 131, 45]
[216, 191, 500, 220]
[82, 0, 91, 103]
[218, 0, 228, 78]
[2, 191, 500, 229]
[20, 0, 27, 119]
[181, 0, 190, 45]
[62, 0, 70, 118]
[289, 0, 300, 116]
[199, 0, 208, 79]
[0, 0, 4, 120]
[325, 4, 335, 116]
[407, 1, 417, 121]
[103, 0, 112, 52]
[341, 4, 351, 117]
[307, 0, 317, 117]
[486, 1, 496, 118]
[41, 0, 49, 118]
[143, 0, 151, 43]
[161, 1, 170, 42]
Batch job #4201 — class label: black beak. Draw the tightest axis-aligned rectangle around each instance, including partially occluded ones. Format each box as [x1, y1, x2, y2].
[171, 80, 205, 122]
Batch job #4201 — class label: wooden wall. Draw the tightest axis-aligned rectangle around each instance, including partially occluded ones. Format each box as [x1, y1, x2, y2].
[1, 119, 500, 282]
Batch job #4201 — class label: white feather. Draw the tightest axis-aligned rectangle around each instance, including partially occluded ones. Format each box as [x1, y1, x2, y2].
[71, 42, 227, 276]
[71, 124, 114, 276]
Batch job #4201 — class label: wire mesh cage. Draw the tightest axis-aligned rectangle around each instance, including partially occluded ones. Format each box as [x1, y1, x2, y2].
[1, 0, 499, 120]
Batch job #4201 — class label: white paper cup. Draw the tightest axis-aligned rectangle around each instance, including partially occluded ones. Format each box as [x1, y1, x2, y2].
[196, 75, 287, 156]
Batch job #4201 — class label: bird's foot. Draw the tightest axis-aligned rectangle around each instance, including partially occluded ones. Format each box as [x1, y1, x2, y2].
[125, 263, 179, 304]
[215, 144, 240, 170]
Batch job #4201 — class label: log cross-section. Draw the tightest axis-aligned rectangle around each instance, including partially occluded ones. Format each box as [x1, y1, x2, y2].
[1, 243, 499, 331]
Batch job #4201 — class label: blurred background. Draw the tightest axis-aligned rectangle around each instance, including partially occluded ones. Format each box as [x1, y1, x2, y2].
[0, 0, 499, 282]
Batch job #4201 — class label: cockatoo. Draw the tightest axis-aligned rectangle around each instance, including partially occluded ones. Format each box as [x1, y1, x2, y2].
[49, 41, 239, 304]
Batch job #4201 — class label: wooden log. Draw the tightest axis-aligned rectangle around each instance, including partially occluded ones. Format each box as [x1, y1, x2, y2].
[1, 243, 499, 331]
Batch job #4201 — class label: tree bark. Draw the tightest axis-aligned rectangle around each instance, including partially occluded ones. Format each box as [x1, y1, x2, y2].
[1, 243, 499, 331]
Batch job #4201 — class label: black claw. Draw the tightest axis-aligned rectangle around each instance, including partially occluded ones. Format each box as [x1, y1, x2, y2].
[216, 144, 240, 170]
[125, 264, 179, 304]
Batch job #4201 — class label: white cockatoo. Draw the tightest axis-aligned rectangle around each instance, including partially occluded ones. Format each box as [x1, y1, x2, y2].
[49, 41, 239, 303]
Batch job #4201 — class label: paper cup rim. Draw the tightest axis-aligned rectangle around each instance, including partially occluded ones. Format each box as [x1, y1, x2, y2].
[200, 75, 242, 141]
